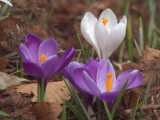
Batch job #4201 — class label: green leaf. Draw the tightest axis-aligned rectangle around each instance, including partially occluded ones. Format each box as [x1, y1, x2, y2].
[134, 39, 142, 57]
[137, 75, 152, 109]
[0, 111, 9, 117]
[91, 48, 95, 58]
[61, 101, 66, 120]
[131, 99, 139, 120]
[62, 75, 91, 120]
[111, 81, 128, 119]
[0, 0, 11, 16]
[69, 82, 91, 120]
[103, 101, 112, 120]
[65, 100, 85, 120]
[127, 16, 134, 62]
[76, 32, 85, 57]
[139, 17, 144, 52]
[147, 0, 156, 46]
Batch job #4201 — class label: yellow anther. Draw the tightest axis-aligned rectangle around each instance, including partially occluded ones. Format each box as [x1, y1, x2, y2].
[102, 18, 108, 26]
[105, 72, 113, 91]
[40, 52, 46, 63]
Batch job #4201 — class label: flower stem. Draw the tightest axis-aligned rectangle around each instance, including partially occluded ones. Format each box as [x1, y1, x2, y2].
[40, 78, 45, 102]
[37, 82, 40, 102]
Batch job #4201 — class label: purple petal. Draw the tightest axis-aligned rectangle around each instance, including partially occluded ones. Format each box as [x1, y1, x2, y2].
[116, 69, 143, 90]
[63, 61, 83, 86]
[98, 90, 119, 104]
[96, 59, 116, 93]
[56, 46, 75, 72]
[63, 63, 93, 105]
[39, 38, 58, 61]
[82, 71, 101, 96]
[41, 55, 58, 82]
[25, 34, 42, 63]
[23, 62, 43, 77]
[19, 43, 33, 63]
[83, 57, 100, 80]
[73, 68, 95, 95]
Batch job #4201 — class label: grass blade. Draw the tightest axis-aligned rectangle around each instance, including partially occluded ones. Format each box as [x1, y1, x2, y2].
[131, 99, 139, 120]
[134, 39, 142, 57]
[61, 101, 66, 120]
[111, 81, 128, 119]
[65, 100, 85, 120]
[137, 75, 152, 109]
[139, 17, 144, 51]
[147, 0, 156, 46]
[0, 111, 9, 117]
[127, 16, 134, 62]
[103, 101, 112, 120]
[69, 82, 91, 120]
[62, 75, 91, 120]
[44, 0, 57, 29]
[76, 32, 85, 57]
[0, 0, 11, 16]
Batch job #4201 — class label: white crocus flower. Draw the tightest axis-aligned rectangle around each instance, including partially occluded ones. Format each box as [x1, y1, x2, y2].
[0, 0, 13, 7]
[81, 8, 127, 59]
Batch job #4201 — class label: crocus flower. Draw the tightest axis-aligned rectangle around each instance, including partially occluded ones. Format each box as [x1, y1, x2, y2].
[19, 34, 75, 87]
[81, 8, 127, 59]
[0, 0, 13, 7]
[65, 58, 142, 104]
[63, 58, 99, 105]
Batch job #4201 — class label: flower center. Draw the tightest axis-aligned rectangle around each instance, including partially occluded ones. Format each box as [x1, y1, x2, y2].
[106, 72, 113, 91]
[102, 18, 108, 26]
[40, 52, 46, 63]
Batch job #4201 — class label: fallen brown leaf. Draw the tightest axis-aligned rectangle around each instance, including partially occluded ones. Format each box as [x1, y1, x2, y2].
[0, 72, 28, 90]
[31, 102, 62, 120]
[123, 46, 160, 87]
[0, 57, 7, 72]
[4, 81, 70, 103]
[0, 91, 33, 109]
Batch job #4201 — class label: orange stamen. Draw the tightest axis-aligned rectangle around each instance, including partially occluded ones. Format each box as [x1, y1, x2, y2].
[40, 52, 46, 63]
[105, 72, 113, 91]
[102, 18, 108, 26]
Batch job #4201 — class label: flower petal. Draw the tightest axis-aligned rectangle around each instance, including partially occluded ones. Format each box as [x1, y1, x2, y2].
[98, 90, 119, 103]
[82, 71, 101, 96]
[23, 62, 43, 77]
[120, 15, 127, 26]
[41, 55, 58, 82]
[80, 12, 101, 58]
[116, 69, 143, 90]
[39, 38, 58, 61]
[99, 8, 118, 32]
[103, 21, 127, 59]
[94, 21, 108, 58]
[96, 59, 116, 93]
[19, 43, 33, 63]
[83, 57, 100, 80]
[25, 34, 42, 63]
[56, 46, 75, 72]
[73, 68, 95, 95]
[63, 61, 83, 86]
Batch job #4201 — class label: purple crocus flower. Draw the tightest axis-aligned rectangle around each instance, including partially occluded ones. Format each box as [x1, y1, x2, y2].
[63, 58, 99, 105]
[19, 34, 75, 87]
[64, 58, 143, 105]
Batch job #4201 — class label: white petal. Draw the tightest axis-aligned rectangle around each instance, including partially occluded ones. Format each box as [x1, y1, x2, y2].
[80, 12, 101, 58]
[94, 21, 108, 59]
[120, 15, 127, 27]
[103, 22, 127, 59]
[0, 0, 13, 7]
[99, 8, 118, 32]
